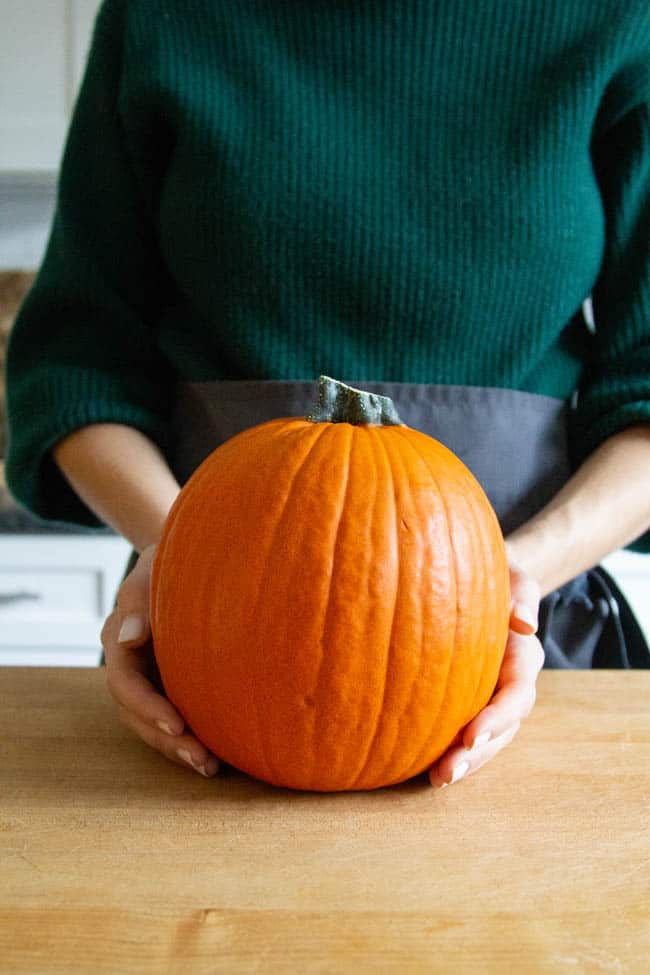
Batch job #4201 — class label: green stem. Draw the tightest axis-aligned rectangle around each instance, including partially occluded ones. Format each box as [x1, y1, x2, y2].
[305, 376, 404, 426]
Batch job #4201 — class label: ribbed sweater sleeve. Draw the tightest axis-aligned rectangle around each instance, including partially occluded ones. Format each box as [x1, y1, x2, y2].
[4, 0, 176, 529]
[571, 23, 650, 518]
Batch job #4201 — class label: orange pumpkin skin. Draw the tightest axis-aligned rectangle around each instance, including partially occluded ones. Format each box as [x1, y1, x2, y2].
[150, 383, 510, 792]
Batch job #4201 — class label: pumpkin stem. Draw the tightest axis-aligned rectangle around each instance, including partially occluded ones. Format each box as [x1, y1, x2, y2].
[305, 376, 404, 426]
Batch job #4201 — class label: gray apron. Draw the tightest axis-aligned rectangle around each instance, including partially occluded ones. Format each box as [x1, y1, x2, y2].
[105, 381, 649, 669]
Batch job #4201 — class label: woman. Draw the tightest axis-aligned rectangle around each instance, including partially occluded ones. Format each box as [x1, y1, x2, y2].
[6, 0, 650, 786]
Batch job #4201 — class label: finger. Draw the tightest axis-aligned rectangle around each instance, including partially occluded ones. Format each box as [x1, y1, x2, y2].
[103, 609, 186, 735]
[509, 566, 541, 635]
[113, 556, 155, 644]
[117, 705, 220, 777]
[115, 544, 157, 613]
[430, 721, 521, 788]
[463, 631, 544, 748]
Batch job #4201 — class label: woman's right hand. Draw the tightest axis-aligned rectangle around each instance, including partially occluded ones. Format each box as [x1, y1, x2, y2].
[101, 543, 220, 778]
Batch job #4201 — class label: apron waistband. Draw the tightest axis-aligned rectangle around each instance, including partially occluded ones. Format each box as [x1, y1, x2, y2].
[168, 380, 571, 536]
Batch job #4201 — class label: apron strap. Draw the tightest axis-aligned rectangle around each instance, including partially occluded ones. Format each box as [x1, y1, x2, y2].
[590, 566, 650, 669]
[538, 567, 650, 669]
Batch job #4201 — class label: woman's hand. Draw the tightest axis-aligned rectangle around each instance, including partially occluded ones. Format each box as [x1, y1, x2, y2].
[101, 543, 221, 778]
[427, 559, 544, 789]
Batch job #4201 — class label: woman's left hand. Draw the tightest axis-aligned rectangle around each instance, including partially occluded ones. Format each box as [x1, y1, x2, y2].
[427, 559, 544, 789]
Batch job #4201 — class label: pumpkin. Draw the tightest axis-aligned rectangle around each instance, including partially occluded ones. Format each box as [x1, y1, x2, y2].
[150, 376, 510, 792]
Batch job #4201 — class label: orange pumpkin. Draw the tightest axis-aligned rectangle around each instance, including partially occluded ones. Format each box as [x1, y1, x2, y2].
[150, 376, 510, 791]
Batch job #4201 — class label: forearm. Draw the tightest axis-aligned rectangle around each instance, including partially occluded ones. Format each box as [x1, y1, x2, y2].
[51, 423, 181, 553]
[505, 423, 650, 598]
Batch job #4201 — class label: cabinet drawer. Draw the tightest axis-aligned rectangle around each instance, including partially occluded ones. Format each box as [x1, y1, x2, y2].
[0, 534, 132, 664]
[0, 565, 104, 620]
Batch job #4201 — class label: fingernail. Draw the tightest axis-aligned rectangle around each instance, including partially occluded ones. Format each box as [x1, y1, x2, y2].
[156, 720, 179, 736]
[118, 614, 146, 643]
[514, 602, 537, 630]
[450, 760, 470, 785]
[203, 756, 220, 777]
[177, 748, 219, 778]
[430, 758, 471, 789]
[471, 731, 491, 750]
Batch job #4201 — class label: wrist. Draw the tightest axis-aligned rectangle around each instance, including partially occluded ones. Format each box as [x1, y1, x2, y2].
[505, 425, 650, 597]
[52, 422, 181, 553]
[505, 511, 572, 599]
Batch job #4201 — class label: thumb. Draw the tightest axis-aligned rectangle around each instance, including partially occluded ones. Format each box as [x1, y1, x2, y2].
[505, 552, 541, 636]
[115, 543, 157, 645]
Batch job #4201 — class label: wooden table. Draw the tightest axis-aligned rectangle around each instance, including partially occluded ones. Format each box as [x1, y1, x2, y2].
[2, 668, 649, 974]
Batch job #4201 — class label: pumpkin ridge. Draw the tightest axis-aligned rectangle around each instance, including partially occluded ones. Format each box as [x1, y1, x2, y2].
[301, 423, 355, 789]
[420, 459, 490, 753]
[390, 426, 461, 779]
[151, 423, 293, 766]
[459, 475, 509, 720]
[428, 454, 507, 732]
[348, 425, 401, 790]
[374, 427, 429, 783]
[392, 428, 507, 779]
[150, 442, 237, 699]
[250, 421, 334, 785]
[460, 481, 491, 733]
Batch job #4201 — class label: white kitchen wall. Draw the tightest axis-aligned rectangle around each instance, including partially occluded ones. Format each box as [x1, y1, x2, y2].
[0, 0, 100, 265]
[0, 173, 56, 267]
[0, 0, 100, 171]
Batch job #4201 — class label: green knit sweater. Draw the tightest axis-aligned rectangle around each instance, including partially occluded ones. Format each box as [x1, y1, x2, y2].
[5, 0, 650, 551]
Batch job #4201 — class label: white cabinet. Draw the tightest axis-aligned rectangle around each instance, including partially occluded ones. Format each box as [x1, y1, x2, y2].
[601, 550, 650, 645]
[0, 534, 132, 666]
[0, 0, 101, 172]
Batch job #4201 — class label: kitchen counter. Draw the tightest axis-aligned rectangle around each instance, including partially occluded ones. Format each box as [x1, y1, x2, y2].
[2, 667, 649, 973]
